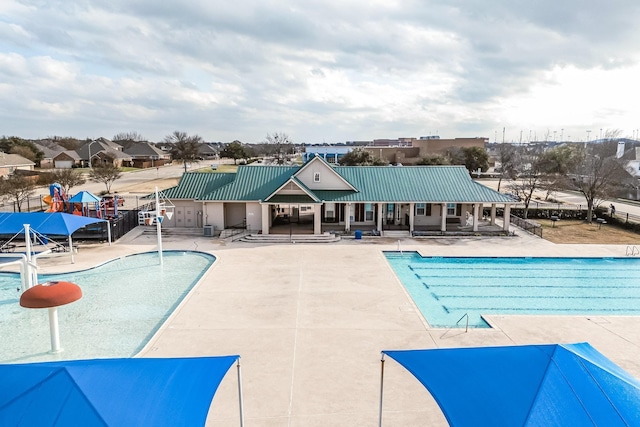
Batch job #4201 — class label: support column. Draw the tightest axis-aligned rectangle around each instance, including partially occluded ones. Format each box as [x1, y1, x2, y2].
[314, 204, 321, 234]
[409, 203, 415, 234]
[472, 203, 479, 232]
[490, 204, 496, 225]
[261, 204, 270, 235]
[377, 203, 383, 232]
[440, 203, 447, 232]
[345, 203, 351, 232]
[503, 204, 511, 232]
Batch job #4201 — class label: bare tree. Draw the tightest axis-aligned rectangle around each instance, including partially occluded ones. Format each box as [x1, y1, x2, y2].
[507, 145, 551, 218]
[113, 131, 147, 149]
[265, 132, 293, 164]
[113, 131, 146, 142]
[495, 143, 518, 192]
[164, 131, 203, 172]
[48, 169, 87, 195]
[0, 175, 36, 212]
[89, 163, 122, 193]
[568, 143, 628, 223]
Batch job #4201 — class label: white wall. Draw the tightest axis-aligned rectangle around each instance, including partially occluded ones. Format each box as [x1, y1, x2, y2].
[296, 160, 352, 190]
[246, 203, 262, 232]
[225, 203, 246, 228]
[204, 202, 225, 232]
[171, 201, 200, 228]
[413, 204, 443, 226]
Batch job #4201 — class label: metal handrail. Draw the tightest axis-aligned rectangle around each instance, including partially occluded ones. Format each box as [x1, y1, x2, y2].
[626, 245, 639, 256]
[456, 313, 469, 333]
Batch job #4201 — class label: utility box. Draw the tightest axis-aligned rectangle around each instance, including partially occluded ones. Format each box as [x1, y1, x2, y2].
[203, 225, 214, 237]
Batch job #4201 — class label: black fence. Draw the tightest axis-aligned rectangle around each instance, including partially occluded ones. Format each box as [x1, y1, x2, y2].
[70, 210, 141, 242]
[509, 215, 543, 237]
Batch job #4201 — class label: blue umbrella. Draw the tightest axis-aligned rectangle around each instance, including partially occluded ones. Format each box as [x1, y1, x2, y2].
[68, 191, 101, 204]
[381, 342, 640, 426]
[0, 356, 242, 427]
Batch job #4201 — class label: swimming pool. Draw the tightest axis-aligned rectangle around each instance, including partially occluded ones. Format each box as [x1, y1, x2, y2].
[385, 252, 640, 328]
[0, 251, 215, 363]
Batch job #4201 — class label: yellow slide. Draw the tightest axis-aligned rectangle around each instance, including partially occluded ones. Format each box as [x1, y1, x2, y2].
[42, 195, 63, 212]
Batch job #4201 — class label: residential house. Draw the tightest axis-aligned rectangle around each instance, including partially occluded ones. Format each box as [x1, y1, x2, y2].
[124, 142, 171, 168]
[0, 153, 35, 177]
[161, 156, 514, 236]
[197, 143, 218, 160]
[33, 144, 60, 169]
[77, 140, 133, 168]
[53, 150, 82, 169]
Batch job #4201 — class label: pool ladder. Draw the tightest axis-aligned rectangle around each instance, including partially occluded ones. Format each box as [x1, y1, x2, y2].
[456, 313, 469, 333]
[626, 246, 639, 256]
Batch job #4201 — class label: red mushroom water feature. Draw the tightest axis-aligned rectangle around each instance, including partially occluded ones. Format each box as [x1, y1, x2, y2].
[20, 281, 82, 353]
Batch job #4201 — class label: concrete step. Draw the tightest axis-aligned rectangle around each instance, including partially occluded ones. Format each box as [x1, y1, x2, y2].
[242, 233, 340, 244]
[382, 230, 411, 238]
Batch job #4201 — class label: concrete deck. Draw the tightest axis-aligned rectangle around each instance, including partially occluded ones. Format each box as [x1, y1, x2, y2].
[28, 227, 640, 426]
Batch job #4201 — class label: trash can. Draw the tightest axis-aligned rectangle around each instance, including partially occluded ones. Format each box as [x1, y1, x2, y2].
[203, 225, 213, 237]
[354, 230, 362, 240]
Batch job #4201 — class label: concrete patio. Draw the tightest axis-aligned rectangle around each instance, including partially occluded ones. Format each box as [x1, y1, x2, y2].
[29, 227, 640, 426]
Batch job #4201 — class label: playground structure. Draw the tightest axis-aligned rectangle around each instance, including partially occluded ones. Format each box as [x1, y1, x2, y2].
[42, 184, 123, 219]
[42, 183, 67, 213]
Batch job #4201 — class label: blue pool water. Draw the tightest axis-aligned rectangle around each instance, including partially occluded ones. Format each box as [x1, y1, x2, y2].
[385, 252, 640, 328]
[0, 251, 215, 363]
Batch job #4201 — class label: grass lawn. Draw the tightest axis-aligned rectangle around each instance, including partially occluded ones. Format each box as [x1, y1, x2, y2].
[538, 219, 640, 244]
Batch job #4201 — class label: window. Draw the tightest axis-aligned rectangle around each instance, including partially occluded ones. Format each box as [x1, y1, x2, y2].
[365, 203, 374, 221]
[415, 203, 426, 216]
[447, 203, 456, 216]
[324, 202, 335, 220]
[314, 172, 321, 182]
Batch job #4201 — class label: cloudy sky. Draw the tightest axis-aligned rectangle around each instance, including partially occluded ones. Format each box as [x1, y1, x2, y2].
[2, 1, 640, 144]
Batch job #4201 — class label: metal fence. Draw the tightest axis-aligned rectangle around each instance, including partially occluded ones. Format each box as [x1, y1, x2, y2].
[509, 215, 543, 237]
[0, 193, 151, 213]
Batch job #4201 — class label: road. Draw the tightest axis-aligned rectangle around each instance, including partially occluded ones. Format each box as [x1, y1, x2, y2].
[1, 161, 225, 213]
[81, 162, 194, 196]
[476, 178, 640, 220]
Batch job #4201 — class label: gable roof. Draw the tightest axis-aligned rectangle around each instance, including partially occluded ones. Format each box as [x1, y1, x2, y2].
[165, 164, 514, 204]
[124, 142, 167, 157]
[54, 150, 82, 161]
[265, 177, 321, 203]
[620, 147, 640, 162]
[163, 172, 236, 199]
[0, 153, 35, 167]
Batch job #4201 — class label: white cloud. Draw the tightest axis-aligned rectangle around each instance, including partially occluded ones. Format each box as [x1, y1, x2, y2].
[1, 1, 640, 142]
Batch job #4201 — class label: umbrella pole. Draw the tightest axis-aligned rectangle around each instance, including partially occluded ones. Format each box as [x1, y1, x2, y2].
[69, 236, 74, 264]
[48, 307, 62, 353]
[237, 357, 245, 427]
[24, 224, 35, 289]
[379, 353, 385, 427]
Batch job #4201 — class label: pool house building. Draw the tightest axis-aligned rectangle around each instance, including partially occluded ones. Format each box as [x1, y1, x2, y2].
[161, 157, 515, 237]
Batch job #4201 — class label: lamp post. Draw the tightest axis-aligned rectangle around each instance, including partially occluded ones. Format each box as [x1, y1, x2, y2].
[586, 130, 591, 142]
[87, 141, 97, 169]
